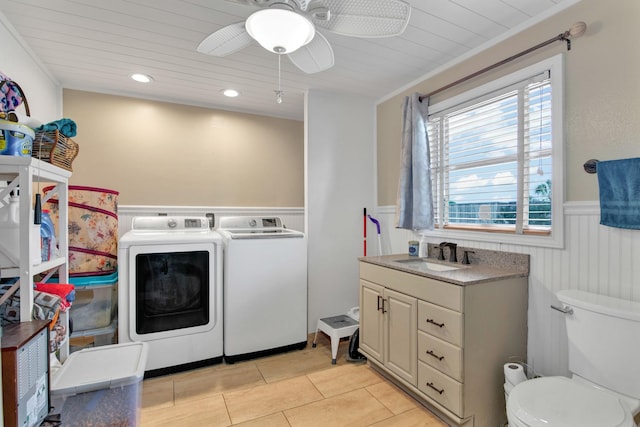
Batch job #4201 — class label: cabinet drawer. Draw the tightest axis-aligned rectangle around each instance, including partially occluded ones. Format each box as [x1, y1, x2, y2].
[418, 300, 463, 346]
[418, 361, 463, 417]
[418, 331, 463, 382]
[359, 262, 462, 311]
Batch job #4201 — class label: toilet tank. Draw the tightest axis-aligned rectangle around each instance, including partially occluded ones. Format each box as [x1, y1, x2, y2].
[557, 289, 640, 399]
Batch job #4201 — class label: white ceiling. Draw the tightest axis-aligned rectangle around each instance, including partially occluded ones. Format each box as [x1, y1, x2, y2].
[0, 0, 574, 121]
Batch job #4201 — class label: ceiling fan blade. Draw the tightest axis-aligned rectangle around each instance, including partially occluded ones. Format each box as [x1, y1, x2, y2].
[309, 0, 411, 37]
[223, 0, 254, 5]
[225, 0, 311, 9]
[197, 22, 253, 57]
[287, 32, 334, 74]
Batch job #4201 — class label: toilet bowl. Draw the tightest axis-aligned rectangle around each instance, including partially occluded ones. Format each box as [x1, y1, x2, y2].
[505, 289, 640, 427]
[507, 376, 638, 427]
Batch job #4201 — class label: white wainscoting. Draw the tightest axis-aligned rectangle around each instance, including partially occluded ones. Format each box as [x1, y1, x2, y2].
[373, 202, 640, 376]
[117, 206, 304, 238]
[117, 203, 640, 375]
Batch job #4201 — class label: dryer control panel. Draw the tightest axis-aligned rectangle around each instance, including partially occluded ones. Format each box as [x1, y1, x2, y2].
[131, 216, 210, 231]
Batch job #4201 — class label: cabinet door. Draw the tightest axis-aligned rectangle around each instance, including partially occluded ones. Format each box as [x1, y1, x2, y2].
[359, 279, 384, 362]
[384, 288, 417, 385]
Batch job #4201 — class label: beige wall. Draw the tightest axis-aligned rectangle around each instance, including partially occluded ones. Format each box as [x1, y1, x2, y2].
[377, 0, 640, 205]
[62, 89, 304, 206]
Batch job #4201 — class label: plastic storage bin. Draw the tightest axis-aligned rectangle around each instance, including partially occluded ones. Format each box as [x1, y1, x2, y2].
[0, 119, 34, 156]
[50, 342, 148, 427]
[68, 271, 118, 332]
[69, 319, 117, 352]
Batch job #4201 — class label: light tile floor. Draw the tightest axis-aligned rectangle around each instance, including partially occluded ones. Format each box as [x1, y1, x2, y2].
[141, 334, 447, 426]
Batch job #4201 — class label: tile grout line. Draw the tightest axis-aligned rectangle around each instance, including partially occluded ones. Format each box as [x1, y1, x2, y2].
[140, 336, 446, 426]
[360, 385, 404, 427]
[172, 379, 176, 406]
[223, 360, 263, 426]
[221, 391, 232, 426]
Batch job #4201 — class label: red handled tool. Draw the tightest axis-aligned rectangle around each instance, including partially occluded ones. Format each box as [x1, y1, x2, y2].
[363, 208, 367, 256]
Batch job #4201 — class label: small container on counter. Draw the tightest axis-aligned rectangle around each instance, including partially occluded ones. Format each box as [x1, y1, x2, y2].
[408, 240, 419, 256]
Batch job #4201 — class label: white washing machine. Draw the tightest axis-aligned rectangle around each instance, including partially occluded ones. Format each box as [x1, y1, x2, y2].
[118, 216, 223, 376]
[217, 216, 307, 363]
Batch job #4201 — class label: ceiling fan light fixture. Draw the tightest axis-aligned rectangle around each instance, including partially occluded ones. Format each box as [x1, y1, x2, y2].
[245, 8, 315, 54]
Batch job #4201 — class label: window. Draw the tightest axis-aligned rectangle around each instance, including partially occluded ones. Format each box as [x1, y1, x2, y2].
[424, 55, 564, 248]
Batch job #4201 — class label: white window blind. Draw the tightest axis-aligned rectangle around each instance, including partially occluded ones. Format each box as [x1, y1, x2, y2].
[427, 74, 553, 234]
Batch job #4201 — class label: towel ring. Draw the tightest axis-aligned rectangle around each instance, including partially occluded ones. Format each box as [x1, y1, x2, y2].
[583, 159, 599, 174]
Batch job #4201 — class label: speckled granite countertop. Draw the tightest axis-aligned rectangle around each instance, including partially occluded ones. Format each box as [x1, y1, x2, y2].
[359, 248, 529, 286]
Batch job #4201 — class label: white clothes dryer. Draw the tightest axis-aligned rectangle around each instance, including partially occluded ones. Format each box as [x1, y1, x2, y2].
[118, 216, 223, 376]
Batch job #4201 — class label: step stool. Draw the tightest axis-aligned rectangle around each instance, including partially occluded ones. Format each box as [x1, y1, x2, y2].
[312, 315, 359, 364]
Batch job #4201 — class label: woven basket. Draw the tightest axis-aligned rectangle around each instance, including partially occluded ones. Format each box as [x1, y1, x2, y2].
[32, 130, 79, 171]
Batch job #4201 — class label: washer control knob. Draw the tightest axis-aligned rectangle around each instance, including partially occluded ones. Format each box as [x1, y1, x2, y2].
[167, 218, 177, 229]
[249, 219, 257, 227]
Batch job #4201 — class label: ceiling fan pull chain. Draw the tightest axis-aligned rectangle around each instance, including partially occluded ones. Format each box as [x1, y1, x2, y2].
[275, 52, 284, 104]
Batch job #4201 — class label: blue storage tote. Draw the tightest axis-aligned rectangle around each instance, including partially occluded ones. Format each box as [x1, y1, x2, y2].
[67, 271, 118, 332]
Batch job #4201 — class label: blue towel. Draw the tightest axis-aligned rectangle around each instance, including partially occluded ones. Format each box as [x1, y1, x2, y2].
[597, 157, 640, 229]
[36, 118, 77, 138]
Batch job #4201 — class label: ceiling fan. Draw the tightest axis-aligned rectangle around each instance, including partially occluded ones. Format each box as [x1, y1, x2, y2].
[197, 0, 412, 74]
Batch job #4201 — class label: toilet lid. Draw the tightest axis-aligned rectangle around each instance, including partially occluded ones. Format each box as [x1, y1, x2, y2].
[508, 377, 631, 427]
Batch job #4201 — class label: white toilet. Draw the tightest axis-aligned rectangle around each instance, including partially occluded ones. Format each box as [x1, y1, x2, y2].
[507, 289, 640, 427]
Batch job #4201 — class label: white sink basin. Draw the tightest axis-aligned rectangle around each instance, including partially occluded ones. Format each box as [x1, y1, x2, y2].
[394, 258, 461, 272]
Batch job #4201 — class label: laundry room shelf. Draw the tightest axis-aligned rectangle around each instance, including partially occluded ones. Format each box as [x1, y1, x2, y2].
[2, 257, 66, 279]
[0, 156, 71, 361]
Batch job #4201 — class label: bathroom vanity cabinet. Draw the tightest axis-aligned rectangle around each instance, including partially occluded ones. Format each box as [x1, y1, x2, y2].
[360, 280, 417, 384]
[359, 259, 528, 427]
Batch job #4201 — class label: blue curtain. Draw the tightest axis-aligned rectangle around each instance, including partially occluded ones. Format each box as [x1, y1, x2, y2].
[395, 93, 434, 230]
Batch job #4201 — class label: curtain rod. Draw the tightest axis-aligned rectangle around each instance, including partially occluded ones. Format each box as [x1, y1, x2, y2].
[419, 21, 587, 103]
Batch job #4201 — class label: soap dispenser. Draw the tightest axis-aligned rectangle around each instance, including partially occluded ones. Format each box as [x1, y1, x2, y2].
[419, 235, 429, 258]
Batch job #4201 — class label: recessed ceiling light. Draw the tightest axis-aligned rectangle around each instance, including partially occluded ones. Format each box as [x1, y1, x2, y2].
[222, 89, 240, 98]
[131, 73, 153, 83]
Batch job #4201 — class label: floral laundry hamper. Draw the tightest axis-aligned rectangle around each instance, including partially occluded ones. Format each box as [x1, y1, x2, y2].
[44, 185, 119, 277]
